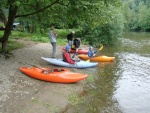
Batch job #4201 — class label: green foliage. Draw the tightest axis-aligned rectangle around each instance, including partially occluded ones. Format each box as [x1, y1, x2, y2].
[0, 0, 123, 53]
[0, 29, 68, 52]
[11, 30, 67, 46]
[10, 31, 33, 38]
[0, 31, 4, 37]
[54, 29, 68, 39]
[77, 3, 124, 46]
[31, 35, 48, 42]
[122, 0, 150, 32]
[68, 93, 80, 105]
[138, 2, 150, 31]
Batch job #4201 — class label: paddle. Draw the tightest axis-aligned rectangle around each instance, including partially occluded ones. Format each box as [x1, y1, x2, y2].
[86, 45, 103, 62]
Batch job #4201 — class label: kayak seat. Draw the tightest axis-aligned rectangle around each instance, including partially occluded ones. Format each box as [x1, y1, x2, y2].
[53, 69, 65, 72]
[42, 69, 54, 74]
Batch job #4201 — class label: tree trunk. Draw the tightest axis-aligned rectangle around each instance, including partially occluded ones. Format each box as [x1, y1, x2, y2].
[0, 4, 18, 53]
[2, 40, 8, 53]
[26, 21, 30, 33]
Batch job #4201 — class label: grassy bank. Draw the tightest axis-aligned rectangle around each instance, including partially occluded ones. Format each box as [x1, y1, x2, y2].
[0, 29, 70, 52]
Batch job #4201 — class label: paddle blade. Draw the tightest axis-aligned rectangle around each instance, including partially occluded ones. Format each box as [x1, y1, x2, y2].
[86, 59, 90, 62]
[99, 45, 103, 50]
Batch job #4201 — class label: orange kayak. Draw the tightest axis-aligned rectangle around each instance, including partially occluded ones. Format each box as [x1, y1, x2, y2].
[20, 67, 87, 83]
[78, 54, 115, 62]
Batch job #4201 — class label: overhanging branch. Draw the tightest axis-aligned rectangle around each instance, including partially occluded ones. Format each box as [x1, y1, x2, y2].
[15, 0, 60, 18]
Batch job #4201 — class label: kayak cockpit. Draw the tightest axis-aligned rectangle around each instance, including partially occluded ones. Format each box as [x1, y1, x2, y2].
[42, 69, 66, 74]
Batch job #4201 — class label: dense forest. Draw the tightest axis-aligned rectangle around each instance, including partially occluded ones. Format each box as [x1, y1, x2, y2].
[0, 0, 149, 53]
[123, 0, 150, 32]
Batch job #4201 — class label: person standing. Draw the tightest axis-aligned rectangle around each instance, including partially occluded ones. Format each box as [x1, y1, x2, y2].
[66, 31, 75, 47]
[49, 26, 58, 58]
[71, 38, 81, 54]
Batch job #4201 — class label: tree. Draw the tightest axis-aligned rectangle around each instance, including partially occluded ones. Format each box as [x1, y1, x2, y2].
[0, 0, 122, 53]
[138, 1, 150, 31]
[78, 2, 124, 46]
[122, 0, 150, 31]
[0, 1, 18, 53]
[0, 0, 60, 53]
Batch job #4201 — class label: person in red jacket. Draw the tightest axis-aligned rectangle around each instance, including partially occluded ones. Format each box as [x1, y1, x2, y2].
[63, 46, 75, 64]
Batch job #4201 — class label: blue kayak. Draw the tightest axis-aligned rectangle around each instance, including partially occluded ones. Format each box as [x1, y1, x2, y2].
[41, 57, 98, 69]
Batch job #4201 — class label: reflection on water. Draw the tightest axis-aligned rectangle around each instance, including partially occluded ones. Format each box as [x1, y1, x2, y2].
[72, 32, 150, 113]
[115, 53, 150, 113]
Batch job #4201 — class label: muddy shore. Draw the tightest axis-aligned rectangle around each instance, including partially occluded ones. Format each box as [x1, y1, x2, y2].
[0, 41, 89, 113]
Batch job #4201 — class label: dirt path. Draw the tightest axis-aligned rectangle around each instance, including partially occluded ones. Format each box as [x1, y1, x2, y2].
[0, 41, 88, 113]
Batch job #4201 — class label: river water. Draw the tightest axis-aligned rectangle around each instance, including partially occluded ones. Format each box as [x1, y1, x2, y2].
[74, 32, 150, 113]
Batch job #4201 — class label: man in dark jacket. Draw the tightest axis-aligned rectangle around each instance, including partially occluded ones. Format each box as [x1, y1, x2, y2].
[66, 31, 75, 47]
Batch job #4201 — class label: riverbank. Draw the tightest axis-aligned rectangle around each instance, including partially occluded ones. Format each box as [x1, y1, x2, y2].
[0, 40, 89, 113]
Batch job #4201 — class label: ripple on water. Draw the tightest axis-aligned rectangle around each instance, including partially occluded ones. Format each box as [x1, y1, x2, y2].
[114, 53, 150, 113]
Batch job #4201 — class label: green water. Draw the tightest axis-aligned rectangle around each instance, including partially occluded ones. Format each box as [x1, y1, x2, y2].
[70, 32, 150, 113]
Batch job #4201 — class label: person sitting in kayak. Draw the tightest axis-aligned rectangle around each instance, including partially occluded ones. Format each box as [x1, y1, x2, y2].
[63, 46, 75, 64]
[88, 46, 97, 57]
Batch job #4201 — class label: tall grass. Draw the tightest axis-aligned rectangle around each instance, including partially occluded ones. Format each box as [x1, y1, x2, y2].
[7, 40, 24, 51]
[0, 29, 72, 51]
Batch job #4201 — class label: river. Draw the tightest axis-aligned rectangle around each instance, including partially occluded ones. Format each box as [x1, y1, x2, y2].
[72, 32, 150, 113]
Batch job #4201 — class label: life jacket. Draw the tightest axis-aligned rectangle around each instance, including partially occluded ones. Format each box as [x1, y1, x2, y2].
[62, 52, 67, 62]
[62, 52, 71, 62]
[71, 38, 80, 50]
[62, 52, 75, 64]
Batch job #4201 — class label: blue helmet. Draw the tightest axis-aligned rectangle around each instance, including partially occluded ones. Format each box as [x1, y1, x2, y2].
[66, 46, 71, 51]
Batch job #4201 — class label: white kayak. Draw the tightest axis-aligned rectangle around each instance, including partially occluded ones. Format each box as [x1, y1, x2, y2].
[41, 57, 98, 69]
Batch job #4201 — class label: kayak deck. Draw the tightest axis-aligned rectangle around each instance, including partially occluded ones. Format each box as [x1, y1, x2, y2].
[41, 57, 98, 68]
[78, 54, 115, 62]
[20, 66, 88, 83]
[62, 47, 88, 54]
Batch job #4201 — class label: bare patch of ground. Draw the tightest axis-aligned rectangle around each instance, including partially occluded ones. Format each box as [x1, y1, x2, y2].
[0, 41, 88, 113]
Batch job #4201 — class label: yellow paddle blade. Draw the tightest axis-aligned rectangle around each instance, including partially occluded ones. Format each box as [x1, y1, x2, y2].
[86, 59, 90, 62]
[99, 45, 103, 50]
